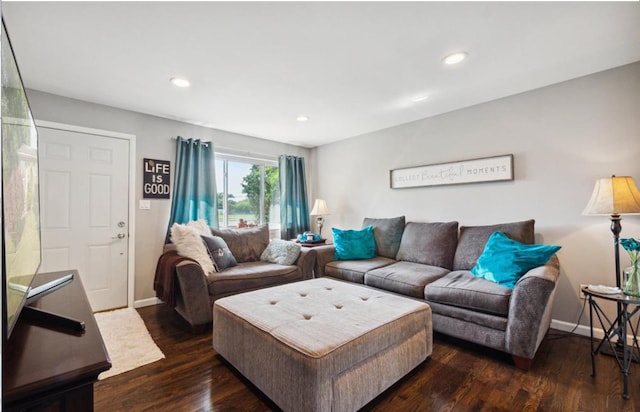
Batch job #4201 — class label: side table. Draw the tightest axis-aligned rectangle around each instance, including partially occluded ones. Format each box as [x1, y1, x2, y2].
[583, 286, 640, 399]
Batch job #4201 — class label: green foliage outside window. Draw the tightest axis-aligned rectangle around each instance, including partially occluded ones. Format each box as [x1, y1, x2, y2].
[241, 165, 278, 223]
[215, 159, 279, 227]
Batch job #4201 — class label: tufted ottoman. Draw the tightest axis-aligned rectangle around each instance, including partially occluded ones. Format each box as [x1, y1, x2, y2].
[213, 278, 432, 412]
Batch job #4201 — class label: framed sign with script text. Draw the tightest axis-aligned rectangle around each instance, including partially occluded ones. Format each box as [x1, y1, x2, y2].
[390, 154, 513, 189]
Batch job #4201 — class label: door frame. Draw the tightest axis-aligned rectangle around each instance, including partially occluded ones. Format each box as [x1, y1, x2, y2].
[35, 119, 137, 309]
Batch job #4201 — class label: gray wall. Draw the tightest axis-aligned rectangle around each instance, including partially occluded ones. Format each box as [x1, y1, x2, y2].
[26, 89, 311, 303]
[310, 62, 640, 328]
[26, 61, 640, 328]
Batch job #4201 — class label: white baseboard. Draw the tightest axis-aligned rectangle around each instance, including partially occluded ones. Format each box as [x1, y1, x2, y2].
[551, 318, 638, 345]
[551, 318, 596, 338]
[134, 297, 162, 308]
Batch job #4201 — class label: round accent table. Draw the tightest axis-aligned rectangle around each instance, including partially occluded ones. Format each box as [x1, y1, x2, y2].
[582, 286, 640, 399]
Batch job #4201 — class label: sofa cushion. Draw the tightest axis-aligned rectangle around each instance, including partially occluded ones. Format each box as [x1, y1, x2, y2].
[201, 234, 238, 271]
[471, 231, 561, 289]
[211, 225, 270, 263]
[424, 271, 512, 317]
[453, 219, 535, 271]
[207, 261, 301, 297]
[365, 261, 449, 298]
[260, 239, 302, 266]
[362, 216, 406, 259]
[325, 257, 396, 284]
[332, 226, 376, 260]
[396, 221, 459, 269]
[170, 223, 216, 276]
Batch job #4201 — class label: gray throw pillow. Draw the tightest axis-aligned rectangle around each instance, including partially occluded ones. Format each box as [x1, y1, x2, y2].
[201, 235, 238, 271]
[210, 225, 270, 263]
[396, 221, 459, 269]
[362, 216, 406, 259]
[260, 239, 301, 265]
[452, 219, 535, 271]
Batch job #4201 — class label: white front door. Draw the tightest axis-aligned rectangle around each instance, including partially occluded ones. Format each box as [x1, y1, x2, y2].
[38, 126, 130, 311]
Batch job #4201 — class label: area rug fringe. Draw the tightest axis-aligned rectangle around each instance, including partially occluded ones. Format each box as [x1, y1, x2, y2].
[95, 307, 165, 379]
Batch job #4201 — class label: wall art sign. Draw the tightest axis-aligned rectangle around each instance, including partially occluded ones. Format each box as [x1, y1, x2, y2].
[390, 154, 514, 189]
[143, 158, 171, 198]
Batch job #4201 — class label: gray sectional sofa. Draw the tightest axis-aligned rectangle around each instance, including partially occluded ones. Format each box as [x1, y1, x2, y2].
[314, 217, 560, 370]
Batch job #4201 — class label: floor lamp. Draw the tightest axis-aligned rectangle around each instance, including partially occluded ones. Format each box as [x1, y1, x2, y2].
[583, 175, 640, 352]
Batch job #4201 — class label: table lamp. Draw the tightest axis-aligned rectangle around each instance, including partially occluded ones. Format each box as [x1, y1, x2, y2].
[310, 199, 330, 237]
[583, 175, 640, 290]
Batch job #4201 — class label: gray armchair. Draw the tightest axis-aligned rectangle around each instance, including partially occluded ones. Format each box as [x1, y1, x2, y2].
[157, 225, 316, 332]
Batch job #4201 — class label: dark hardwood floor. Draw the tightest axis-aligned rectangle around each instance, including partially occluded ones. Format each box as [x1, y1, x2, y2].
[94, 304, 640, 411]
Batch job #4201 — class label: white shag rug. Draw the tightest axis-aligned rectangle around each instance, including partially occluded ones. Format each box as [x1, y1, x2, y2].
[95, 307, 165, 380]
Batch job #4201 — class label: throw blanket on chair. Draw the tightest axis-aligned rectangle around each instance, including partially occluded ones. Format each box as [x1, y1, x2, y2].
[154, 250, 194, 307]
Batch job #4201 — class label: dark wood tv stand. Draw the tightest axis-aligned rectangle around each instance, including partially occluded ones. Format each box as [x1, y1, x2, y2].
[2, 270, 111, 411]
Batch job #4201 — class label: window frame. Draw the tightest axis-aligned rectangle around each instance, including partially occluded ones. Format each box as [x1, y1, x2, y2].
[215, 152, 278, 229]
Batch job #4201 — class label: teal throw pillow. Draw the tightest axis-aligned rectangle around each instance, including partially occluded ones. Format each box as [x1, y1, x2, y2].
[471, 231, 560, 289]
[333, 225, 376, 260]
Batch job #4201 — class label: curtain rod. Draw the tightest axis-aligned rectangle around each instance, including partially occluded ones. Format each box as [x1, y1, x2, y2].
[169, 137, 279, 162]
[217, 150, 278, 163]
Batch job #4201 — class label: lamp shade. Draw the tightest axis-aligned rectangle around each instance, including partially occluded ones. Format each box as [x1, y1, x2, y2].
[310, 199, 330, 216]
[582, 175, 640, 215]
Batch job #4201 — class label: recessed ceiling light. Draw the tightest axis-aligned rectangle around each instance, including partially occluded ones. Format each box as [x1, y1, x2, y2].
[170, 77, 191, 88]
[296, 115, 309, 122]
[412, 95, 429, 103]
[443, 52, 468, 66]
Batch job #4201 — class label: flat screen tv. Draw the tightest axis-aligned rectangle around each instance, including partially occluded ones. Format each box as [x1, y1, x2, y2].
[1, 20, 82, 343]
[1, 18, 43, 341]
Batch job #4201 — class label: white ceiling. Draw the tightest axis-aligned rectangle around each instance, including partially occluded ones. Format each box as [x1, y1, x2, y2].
[3, 2, 640, 148]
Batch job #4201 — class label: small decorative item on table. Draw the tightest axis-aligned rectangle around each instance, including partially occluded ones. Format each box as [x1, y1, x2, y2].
[621, 237, 640, 297]
[296, 232, 326, 247]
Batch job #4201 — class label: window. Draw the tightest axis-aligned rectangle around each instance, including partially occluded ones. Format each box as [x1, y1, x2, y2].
[215, 154, 280, 237]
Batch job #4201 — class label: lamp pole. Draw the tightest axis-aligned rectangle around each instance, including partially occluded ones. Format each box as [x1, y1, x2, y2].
[317, 215, 325, 237]
[611, 213, 622, 289]
[611, 213, 624, 341]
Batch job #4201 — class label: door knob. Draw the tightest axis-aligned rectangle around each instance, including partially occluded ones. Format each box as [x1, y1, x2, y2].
[112, 233, 126, 239]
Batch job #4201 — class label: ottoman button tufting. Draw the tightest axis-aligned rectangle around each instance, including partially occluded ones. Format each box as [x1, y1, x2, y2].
[269, 301, 278, 305]
[361, 297, 369, 301]
[334, 304, 343, 309]
[299, 293, 308, 297]
[303, 314, 312, 320]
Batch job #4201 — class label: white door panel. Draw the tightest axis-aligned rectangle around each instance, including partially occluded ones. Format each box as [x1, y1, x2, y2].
[38, 127, 129, 311]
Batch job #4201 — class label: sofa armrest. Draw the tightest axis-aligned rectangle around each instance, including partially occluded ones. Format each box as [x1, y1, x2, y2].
[295, 247, 317, 280]
[314, 245, 337, 278]
[505, 254, 560, 359]
[174, 260, 213, 328]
